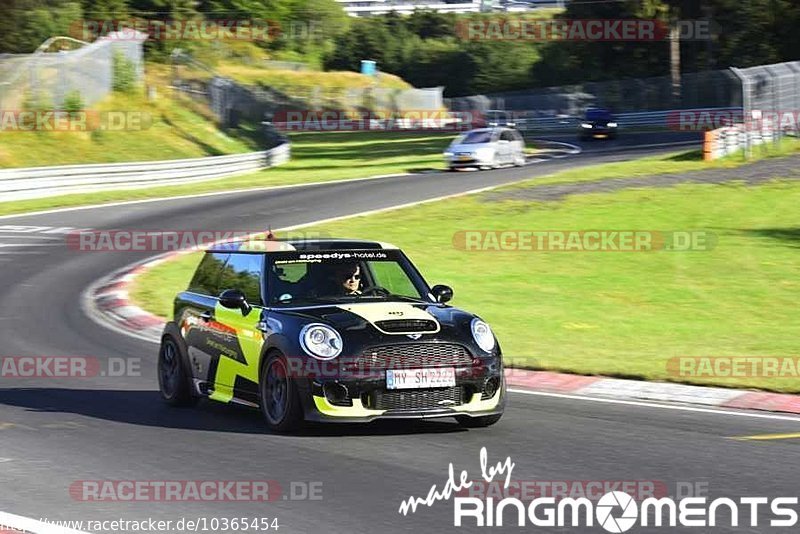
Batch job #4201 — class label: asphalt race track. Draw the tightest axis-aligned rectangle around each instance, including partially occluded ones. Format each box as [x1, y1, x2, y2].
[2, 131, 799, 533]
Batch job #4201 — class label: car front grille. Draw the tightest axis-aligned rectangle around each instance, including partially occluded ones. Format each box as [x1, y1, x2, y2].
[367, 386, 465, 411]
[355, 343, 473, 371]
[374, 319, 438, 333]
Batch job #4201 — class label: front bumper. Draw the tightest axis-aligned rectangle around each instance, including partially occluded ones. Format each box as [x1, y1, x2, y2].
[446, 153, 494, 168]
[580, 126, 617, 138]
[305, 384, 506, 423]
[299, 356, 506, 423]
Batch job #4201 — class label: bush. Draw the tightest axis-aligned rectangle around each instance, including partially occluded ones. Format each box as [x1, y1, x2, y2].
[112, 51, 137, 94]
[63, 90, 84, 116]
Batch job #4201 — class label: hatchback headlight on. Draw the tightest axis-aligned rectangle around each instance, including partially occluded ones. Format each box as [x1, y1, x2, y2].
[300, 323, 343, 360]
[471, 318, 496, 353]
[581, 123, 592, 128]
[607, 122, 618, 128]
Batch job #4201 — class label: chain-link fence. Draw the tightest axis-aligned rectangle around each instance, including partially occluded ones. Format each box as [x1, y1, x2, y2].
[172, 51, 445, 128]
[0, 32, 145, 110]
[447, 69, 740, 116]
[730, 61, 800, 158]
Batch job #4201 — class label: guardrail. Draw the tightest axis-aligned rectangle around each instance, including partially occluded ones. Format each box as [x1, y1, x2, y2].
[0, 142, 290, 202]
[510, 107, 742, 133]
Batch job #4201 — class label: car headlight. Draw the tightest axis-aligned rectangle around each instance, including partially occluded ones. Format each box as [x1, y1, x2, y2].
[607, 122, 618, 128]
[471, 318, 496, 353]
[581, 123, 592, 128]
[444, 151, 454, 157]
[300, 323, 342, 360]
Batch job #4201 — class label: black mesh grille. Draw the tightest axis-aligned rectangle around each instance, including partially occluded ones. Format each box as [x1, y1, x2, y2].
[356, 343, 472, 370]
[374, 319, 438, 333]
[369, 387, 465, 411]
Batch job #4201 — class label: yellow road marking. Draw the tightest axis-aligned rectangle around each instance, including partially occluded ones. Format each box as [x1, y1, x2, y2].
[732, 432, 800, 441]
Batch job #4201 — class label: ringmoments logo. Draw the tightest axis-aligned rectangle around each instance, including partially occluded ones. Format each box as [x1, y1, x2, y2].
[398, 448, 800, 530]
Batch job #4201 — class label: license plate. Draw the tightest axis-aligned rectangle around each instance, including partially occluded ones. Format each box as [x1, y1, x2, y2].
[457, 155, 472, 161]
[594, 134, 608, 139]
[386, 367, 456, 389]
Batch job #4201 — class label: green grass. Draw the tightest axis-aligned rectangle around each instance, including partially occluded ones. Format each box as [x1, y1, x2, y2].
[132, 252, 205, 319]
[0, 91, 260, 168]
[130, 153, 800, 393]
[216, 65, 412, 93]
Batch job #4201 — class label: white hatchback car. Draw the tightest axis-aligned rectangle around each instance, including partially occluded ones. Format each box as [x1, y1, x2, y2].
[444, 127, 526, 171]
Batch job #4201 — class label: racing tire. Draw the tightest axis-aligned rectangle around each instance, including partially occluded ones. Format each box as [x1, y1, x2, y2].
[456, 413, 503, 428]
[158, 335, 198, 407]
[259, 351, 304, 433]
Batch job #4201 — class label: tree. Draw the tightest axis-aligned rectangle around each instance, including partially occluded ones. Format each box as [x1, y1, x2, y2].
[0, 0, 84, 53]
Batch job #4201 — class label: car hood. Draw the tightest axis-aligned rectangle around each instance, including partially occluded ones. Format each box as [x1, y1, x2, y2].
[274, 301, 477, 334]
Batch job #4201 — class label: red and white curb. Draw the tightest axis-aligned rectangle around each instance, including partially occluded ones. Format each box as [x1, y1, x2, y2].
[505, 369, 800, 416]
[82, 251, 182, 344]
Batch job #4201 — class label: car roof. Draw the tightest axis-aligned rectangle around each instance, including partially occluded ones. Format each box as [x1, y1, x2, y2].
[462, 127, 508, 134]
[206, 237, 399, 253]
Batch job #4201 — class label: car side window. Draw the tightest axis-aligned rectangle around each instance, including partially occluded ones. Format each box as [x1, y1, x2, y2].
[219, 253, 264, 306]
[368, 261, 418, 298]
[188, 252, 229, 296]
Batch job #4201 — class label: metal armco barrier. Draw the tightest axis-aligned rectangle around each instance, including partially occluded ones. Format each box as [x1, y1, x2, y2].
[0, 143, 290, 202]
[515, 107, 742, 133]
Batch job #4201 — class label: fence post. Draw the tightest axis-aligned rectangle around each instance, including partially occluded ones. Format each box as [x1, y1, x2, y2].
[730, 67, 750, 160]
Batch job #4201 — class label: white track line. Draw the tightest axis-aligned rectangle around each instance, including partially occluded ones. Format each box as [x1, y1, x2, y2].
[0, 511, 90, 534]
[509, 389, 800, 423]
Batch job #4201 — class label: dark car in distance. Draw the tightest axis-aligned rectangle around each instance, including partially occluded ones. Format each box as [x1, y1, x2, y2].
[157, 238, 506, 432]
[579, 108, 618, 140]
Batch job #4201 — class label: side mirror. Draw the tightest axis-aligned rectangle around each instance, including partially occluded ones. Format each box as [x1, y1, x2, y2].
[219, 288, 251, 315]
[431, 284, 453, 304]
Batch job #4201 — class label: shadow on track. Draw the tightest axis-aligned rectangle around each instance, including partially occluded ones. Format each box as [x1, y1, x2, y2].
[0, 388, 468, 437]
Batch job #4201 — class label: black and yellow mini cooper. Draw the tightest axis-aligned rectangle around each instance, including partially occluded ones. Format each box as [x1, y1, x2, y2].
[158, 238, 505, 432]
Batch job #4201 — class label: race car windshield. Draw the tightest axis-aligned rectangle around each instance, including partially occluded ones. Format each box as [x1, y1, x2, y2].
[268, 250, 431, 305]
[459, 131, 493, 144]
[586, 109, 612, 121]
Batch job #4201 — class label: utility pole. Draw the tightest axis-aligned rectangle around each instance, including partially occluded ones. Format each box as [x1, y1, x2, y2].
[670, 18, 681, 105]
